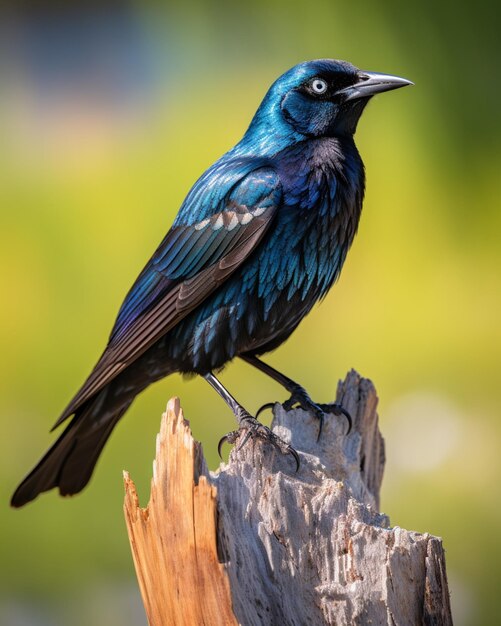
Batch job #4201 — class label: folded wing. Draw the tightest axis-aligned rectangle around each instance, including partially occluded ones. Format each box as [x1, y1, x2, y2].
[54, 166, 282, 426]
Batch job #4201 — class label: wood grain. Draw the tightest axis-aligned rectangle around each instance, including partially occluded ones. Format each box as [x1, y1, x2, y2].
[124, 371, 453, 626]
[123, 398, 237, 626]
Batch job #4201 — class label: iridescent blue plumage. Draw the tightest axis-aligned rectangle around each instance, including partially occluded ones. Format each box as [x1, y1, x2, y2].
[12, 59, 412, 506]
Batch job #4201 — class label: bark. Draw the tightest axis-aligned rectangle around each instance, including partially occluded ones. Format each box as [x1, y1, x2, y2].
[124, 370, 453, 626]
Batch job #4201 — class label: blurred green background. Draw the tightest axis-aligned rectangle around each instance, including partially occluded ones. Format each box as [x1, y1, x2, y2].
[1, 1, 499, 625]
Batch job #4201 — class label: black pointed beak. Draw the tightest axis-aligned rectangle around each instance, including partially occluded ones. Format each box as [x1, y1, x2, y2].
[339, 71, 413, 101]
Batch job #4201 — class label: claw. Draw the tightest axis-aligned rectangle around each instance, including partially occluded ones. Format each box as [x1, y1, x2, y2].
[255, 402, 275, 419]
[341, 407, 352, 435]
[318, 403, 352, 435]
[217, 429, 240, 459]
[217, 435, 229, 459]
[217, 436, 226, 459]
[217, 416, 300, 472]
[236, 428, 253, 451]
[287, 445, 300, 473]
[315, 411, 324, 442]
[282, 385, 352, 439]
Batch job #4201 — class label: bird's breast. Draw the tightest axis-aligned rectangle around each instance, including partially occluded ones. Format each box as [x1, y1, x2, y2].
[277, 136, 364, 213]
[263, 136, 365, 300]
[231, 136, 365, 351]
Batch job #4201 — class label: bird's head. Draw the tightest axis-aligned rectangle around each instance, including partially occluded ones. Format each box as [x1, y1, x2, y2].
[243, 59, 412, 151]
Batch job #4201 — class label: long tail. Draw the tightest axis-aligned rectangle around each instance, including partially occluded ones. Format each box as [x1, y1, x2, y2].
[11, 384, 135, 508]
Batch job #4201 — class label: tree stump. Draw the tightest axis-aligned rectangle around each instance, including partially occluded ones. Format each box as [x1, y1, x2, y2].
[123, 370, 453, 626]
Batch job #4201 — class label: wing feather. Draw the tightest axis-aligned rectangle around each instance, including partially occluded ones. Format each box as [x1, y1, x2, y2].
[54, 167, 281, 426]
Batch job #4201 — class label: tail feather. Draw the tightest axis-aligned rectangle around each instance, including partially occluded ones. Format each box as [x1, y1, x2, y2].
[11, 389, 133, 508]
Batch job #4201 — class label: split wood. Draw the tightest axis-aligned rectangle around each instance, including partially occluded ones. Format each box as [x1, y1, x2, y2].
[123, 370, 453, 626]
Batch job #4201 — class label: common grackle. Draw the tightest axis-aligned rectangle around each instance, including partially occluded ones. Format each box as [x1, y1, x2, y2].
[12, 59, 411, 507]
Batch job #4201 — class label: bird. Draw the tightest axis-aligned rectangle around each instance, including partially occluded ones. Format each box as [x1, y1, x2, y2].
[11, 59, 411, 507]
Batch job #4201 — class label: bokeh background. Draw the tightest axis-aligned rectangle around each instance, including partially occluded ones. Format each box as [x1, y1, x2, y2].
[1, 1, 499, 625]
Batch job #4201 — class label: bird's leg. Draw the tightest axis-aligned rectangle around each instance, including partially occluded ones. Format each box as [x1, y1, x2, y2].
[203, 372, 299, 471]
[240, 355, 351, 439]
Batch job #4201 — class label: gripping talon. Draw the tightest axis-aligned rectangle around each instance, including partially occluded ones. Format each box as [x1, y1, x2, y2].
[217, 415, 299, 472]
[217, 436, 226, 459]
[281, 386, 352, 439]
[317, 403, 352, 435]
[341, 407, 352, 435]
[287, 445, 300, 472]
[236, 428, 253, 451]
[315, 411, 324, 442]
[255, 402, 275, 420]
[218, 430, 239, 459]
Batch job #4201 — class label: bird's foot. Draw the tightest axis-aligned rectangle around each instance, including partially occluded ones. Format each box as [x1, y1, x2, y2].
[257, 384, 352, 440]
[218, 411, 300, 472]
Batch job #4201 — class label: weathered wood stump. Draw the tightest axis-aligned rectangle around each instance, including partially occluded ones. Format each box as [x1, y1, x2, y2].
[123, 370, 453, 626]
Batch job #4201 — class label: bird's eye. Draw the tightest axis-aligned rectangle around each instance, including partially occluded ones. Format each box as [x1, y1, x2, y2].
[311, 78, 328, 94]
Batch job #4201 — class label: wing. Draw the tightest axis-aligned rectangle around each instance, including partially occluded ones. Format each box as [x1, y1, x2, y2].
[55, 166, 281, 426]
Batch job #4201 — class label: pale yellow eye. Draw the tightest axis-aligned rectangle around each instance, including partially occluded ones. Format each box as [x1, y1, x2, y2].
[311, 78, 328, 94]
